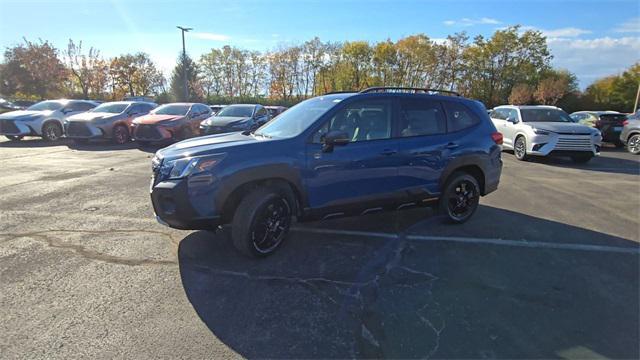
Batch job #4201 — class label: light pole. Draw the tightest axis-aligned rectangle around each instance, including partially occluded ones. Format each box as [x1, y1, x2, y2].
[176, 26, 192, 100]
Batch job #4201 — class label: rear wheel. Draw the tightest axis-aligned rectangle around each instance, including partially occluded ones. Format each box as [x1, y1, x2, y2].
[5, 135, 23, 141]
[440, 172, 480, 224]
[41, 122, 62, 141]
[514, 136, 528, 161]
[112, 125, 129, 144]
[627, 134, 640, 155]
[231, 187, 292, 258]
[571, 153, 593, 163]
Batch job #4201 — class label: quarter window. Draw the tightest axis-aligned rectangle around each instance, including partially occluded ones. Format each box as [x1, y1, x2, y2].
[445, 101, 480, 132]
[398, 99, 446, 137]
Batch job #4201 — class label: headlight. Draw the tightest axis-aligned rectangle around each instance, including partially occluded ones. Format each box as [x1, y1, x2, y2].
[533, 128, 551, 135]
[201, 119, 212, 126]
[160, 153, 225, 180]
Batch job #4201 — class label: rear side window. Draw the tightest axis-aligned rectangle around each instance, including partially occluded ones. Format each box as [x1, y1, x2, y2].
[444, 101, 481, 132]
[398, 99, 446, 137]
[67, 101, 95, 112]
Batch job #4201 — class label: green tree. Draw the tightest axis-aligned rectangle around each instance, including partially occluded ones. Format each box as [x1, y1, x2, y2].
[170, 53, 202, 102]
[109, 53, 164, 100]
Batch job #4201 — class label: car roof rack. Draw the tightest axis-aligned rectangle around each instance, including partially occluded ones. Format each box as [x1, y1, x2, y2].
[359, 87, 461, 97]
[324, 90, 357, 95]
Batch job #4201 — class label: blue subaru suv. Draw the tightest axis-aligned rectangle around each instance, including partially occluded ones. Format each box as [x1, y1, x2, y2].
[150, 87, 503, 257]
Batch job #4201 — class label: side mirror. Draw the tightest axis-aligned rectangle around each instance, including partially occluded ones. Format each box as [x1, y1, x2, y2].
[321, 130, 350, 152]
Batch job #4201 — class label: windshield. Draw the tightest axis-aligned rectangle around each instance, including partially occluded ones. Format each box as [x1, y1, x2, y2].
[152, 104, 190, 116]
[521, 108, 573, 123]
[92, 103, 128, 114]
[217, 105, 254, 117]
[254, 96, 339, 139]
[27, 101, 64, 111]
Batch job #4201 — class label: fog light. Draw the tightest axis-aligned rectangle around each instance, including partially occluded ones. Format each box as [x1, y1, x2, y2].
[532, 143, 546, 151]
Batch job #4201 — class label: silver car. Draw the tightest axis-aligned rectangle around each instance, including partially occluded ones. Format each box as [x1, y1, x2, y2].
[64, 101, 156, 144]
[0, 99, 97, 141]
[491, 105, 602, 163]
[620, 118, 640, 155]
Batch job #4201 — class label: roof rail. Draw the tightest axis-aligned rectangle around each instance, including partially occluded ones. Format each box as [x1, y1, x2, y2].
[359, 87, 461, 97]
[324, 90, 356, 95]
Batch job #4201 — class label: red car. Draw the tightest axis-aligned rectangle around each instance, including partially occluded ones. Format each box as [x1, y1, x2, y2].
[131, 103, 211, 145]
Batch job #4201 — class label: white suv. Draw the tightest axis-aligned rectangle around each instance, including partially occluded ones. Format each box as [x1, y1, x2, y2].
[490, 105, 602, 163]
[0, 99, 97, 141]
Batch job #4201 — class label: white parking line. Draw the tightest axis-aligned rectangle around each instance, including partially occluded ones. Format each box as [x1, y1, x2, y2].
[291, 227, 640, 254]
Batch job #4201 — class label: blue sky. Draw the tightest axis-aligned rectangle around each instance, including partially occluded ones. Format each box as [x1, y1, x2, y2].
[0, 0, 638, 88]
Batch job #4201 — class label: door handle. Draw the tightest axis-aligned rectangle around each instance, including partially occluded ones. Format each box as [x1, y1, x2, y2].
[445, 142, 459, 149]
[380, 149, 397, 156]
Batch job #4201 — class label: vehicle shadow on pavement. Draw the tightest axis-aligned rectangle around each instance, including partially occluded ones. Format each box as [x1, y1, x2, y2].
[503, 150, 639, 175]
[178, 206, 639, 359]
[66, 141, 140, 152]
[0, 138, 73, 147]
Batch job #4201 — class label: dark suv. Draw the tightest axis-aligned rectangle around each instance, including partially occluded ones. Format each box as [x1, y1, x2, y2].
[150, 87, 503, 257]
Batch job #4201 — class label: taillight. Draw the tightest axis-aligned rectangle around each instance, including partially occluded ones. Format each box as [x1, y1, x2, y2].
[491, 132, 503, 145]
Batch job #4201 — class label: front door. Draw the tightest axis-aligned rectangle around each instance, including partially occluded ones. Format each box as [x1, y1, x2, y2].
[304, 98, 401, 218]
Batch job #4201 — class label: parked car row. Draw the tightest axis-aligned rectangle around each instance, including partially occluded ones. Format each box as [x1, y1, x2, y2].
[0, 99, 288, 145]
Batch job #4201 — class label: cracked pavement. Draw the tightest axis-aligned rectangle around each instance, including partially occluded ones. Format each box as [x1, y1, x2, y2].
[1, 138, 639, 358]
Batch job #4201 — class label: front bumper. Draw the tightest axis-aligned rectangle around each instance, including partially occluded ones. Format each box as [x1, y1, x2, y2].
[132, 124, 174, 142]
[65, 121, 105, 139]
[0, 120, 35, 136]
[150, 176, 221, 230]
[527, 133, 601, 156]
[199, 124, 238, 135]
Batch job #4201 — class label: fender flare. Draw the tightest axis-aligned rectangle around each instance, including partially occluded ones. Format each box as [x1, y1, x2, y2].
[439, 155, 489, 194]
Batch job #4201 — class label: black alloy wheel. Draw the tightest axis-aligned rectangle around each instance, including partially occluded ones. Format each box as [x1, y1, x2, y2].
[440, 172, 480, 223]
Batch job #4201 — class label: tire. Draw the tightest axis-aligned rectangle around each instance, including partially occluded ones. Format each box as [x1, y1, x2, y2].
[5, 135, 23, 141]
[112, 125, 129, 144]
[73, 138, 89, 144]
[627, 134, 640, 155]
[231, 187, 293, 258]
[514, 136, 528, 161]
[571, 153, 593, 163]
[41, 121, 62, 141]
[439, 172, 481, 224]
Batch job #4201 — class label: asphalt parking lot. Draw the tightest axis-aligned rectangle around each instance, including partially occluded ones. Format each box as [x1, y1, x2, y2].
[0, 138, 638, 359]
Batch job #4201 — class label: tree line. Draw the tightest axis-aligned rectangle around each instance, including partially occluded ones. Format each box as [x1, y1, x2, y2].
[1, 27, 638, 112]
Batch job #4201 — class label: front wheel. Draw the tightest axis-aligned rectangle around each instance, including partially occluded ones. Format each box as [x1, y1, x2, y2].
[112, 125, 129, 144]
[514, 136, 528, 161]
[627, 134, 640, 155]
[41, 122, 63, 141]
[571, 153, 593, 163]
[440, 172, 480, 224]
[5, 135, 23, 141]
[231, 188, 292, 258]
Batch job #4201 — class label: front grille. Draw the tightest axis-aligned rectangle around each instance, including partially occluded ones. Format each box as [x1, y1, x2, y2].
[0, 120, 20, 134]
[135, 125, 163, 140]
[67, 122, 92, 137]
[556, 136, 593, 151]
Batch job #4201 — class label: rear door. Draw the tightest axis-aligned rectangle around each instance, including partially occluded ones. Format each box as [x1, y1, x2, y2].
[304, 98, 402, 217]
[394, 97, 450, 198]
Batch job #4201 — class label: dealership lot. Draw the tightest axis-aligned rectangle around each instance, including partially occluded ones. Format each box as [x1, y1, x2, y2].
[0, 138, 638, 358]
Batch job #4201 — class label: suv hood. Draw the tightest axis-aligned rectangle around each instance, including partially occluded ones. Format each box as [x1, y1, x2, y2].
[68, 112, 120, 122]
[209, 116, 251, 126]
[156, 132, 260, 160]
[136, 114, 184, 125]
[0, 110, 49, 120]
[527, 121, 594, 134]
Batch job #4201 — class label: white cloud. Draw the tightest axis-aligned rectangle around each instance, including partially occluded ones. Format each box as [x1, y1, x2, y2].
[541, 27, 592, 38]
[443, 17, 501, 27]
[547, 36, 640, 88]
[614, 17, 640, 33]
[191, 32, 230, 41]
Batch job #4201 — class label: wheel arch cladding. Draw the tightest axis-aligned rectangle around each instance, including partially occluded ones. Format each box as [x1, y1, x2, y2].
[219, 174, 304, 223]
[441, 162, 486, 195]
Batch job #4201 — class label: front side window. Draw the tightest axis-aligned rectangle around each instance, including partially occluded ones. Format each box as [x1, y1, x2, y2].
[152, 104, 191, 116]
[444, 101, 481, 132]
[491, 109, 507, 120]
[520, 108, 573, 123]
[399, 99, 446, 137]
[256, 107, 267, 116]
[313, 99, 392, 143]
[66, 101, 96, 112]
